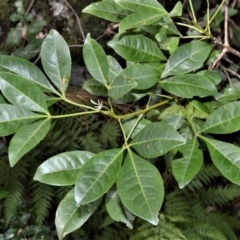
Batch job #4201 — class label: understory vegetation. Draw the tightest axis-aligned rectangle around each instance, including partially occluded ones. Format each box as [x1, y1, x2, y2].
[1, 0, 240, 239]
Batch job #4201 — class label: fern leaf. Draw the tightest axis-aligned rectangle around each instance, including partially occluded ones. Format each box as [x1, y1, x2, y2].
[30, 182, 54, 225]
[3, 160, 28, 225]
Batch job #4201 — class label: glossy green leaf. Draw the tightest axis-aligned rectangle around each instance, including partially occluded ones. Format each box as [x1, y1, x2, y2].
[122, 117, 151, 139]
[108, 55, 123, 84]
[0, 72, 49, 114]
[161, 41, 213, 77]
[9, 119, 51, 167]
[216, 88, 240, 103]
[158, 16, 181, 36]
[82, 1, 130, 22]
[34, 151, 95, 186]
[56, 188, 101, 240]
[130, 122, 185, 158]
[41, 29, 71, 94]
[197, 70, 222, 85]
[0, 104, 44, 136]
[75, 149, 123, 206]
[108, 34, 166, 62]
[172, 139, 203, 189]
[0, 55, 56, 93]
[122, 64, 159, 90]
[83, 34, 109, 86]
[119, 12, 166, 33]
[113, 90, 147, 104]
[117, 150, 164, 225]
[162, 115, 186, 130]
[159, 74, 217, 98]
[203, 137, 240, 185]
[83, 79, 108, 96]
[108, 74, 137, 99]
[115, 0, 167, 13]
[106, 189, 134, 229]
[201, 102, 240, 134]
[169, 1, 182, 17]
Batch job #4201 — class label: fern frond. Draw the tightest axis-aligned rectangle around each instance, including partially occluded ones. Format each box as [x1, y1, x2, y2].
[164, 189, 192, 222]
[99, 120, 121, 148]
[187, 164, 222, 191]
[200, 185, 240, 207]
[130, 215, 186, 240]
[80, 132, 104, 153]
[30, 182, 54, 225]
[193, 222, 228, 240]
[3, 160, 28, 225]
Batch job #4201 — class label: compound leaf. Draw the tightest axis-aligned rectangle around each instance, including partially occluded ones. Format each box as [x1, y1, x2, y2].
[82, 1, 129, 22]
[34, 151, 95, 186]
[161, 41, 213, 77]
[130, 122, 185, 158]
[106, 188, 134, 229]
[83, 34, 109, 86]
[108, 34, 166, 62]
[115, 0, 167, 13]
[201, 102, 240, 134]
[0, 72, 49, 114]
[41, 29, 71, 94]
[122, 63, 159, 90]
[203, 137, 240, 185]
[56, 188, 101, 240]
[117, 150, 164, 225]
[75, 149, 123, 206]
[9, 119, 51, 167]
[108, 74, 137, 99]
[0, 104, 44, 136]
[159, 74, 217, 98]
[0, 55, 56, 93]
[172, 138, 203, 189]
[119, 12, 166, 33]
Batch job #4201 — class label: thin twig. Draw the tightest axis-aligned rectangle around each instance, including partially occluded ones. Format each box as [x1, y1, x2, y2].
[222, 66, 240, 80]
[64, 0, 85, 41]
[24, 0, 35, 16]
[220, 64, 233, 87]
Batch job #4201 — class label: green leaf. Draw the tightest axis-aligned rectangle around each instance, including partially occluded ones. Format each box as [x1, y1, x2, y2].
[41, 29, 71, 94]
[130, 122, 185, 158]
[75, 149, 123, 206]
[9, 119, 51, 167]
[108, 74, 137, 99]
[56, 188, 101, 240]
[115, 0, 167, 13]
[169, 1, 182, 17]
[119, 12, 166, 33]
[200, 102, 240, 134]
[0, 55, 56, 93]
[108, 34, 166, 62]
[0, 72, 49, 114]
[82, 1, 130, 22]
[117, 150, 164, 225]
[107, 55, 123, 84]
[196, 70, 222, 85]
[83, 34, 109, 86]
[0, 104, 44, 136]
[159, 74, 217, 98]
[172, 138, 203, 189]
[83, 79, 108, 96]
[121, 64, 159, 90]
[216, 88, 240, 103]
[122, 117, 151, 139]
[106, 189, 134, 229]
[34, 151, 95, 186]
[203, 137, 240, 185]
[161, 41, 213, 77]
